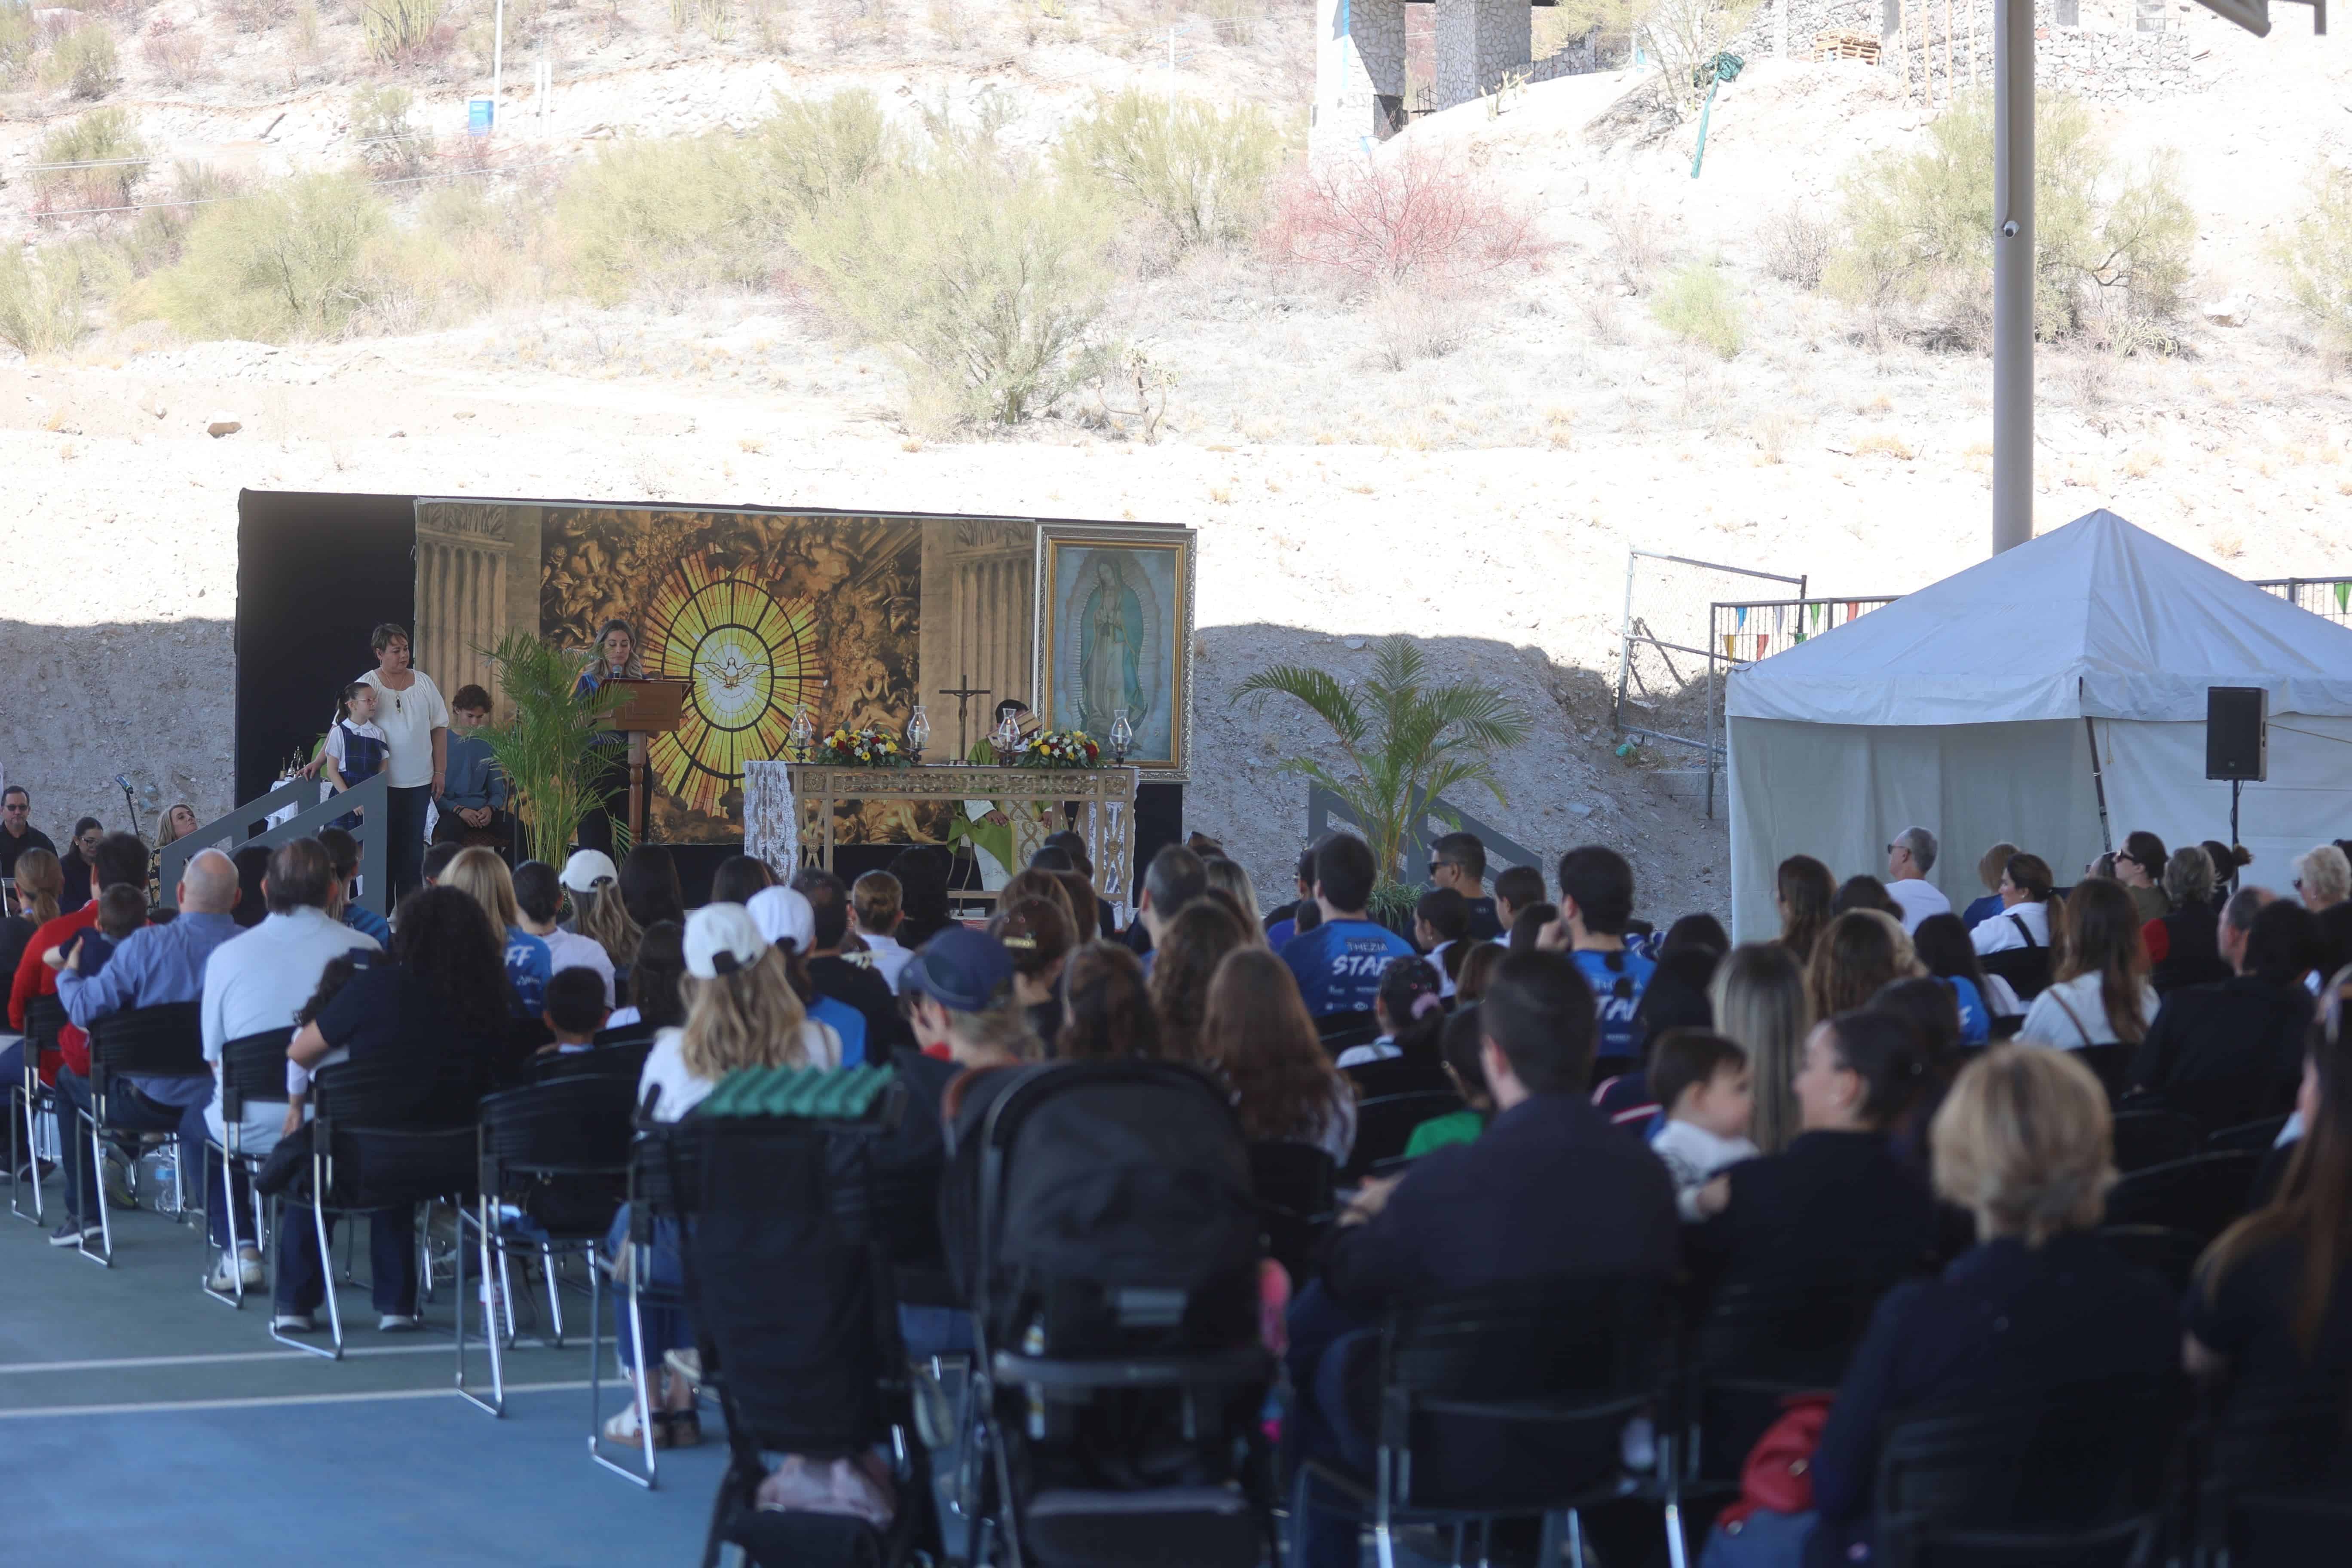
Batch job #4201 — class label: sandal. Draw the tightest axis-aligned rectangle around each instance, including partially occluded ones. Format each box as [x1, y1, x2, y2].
[601, 1401, 702, 1450]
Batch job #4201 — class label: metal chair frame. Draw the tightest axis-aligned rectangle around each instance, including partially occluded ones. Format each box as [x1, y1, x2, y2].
[74, 1001, 207, 1268]
[201, 1029, 292, 1310]
[587, 1121, 689, 1488]
[9, 995, 67, 1226]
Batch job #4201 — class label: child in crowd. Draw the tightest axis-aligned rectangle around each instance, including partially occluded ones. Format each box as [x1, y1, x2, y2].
[1491, 864, 1545, 943]
[1646, 1028, 1758, 1222]
[1404, 1005, 1494, 1158]
[537, 966, 609, 1056]
[1337, 955, 1446, 1069]
[1414, 887, 1472, 998]
[849, 870, 914, 991]
[58, 883, 147, 976]
[322, 681, 386, 830]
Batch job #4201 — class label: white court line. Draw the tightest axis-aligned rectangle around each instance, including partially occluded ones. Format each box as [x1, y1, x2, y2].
[0, 1343, 460, 1376]
[0, 1380, 593, 1420]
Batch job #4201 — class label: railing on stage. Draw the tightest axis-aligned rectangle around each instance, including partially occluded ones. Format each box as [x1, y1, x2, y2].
[1304, 785, 1545, 888]
[742, 761, 1139, 917]
[157, 772, 391, 916]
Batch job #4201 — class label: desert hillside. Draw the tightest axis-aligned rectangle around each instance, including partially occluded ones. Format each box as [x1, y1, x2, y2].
[4, 0, 2349, 916]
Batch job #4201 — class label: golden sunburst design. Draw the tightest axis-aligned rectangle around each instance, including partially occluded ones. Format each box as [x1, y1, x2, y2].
[640, 552, 820, 818]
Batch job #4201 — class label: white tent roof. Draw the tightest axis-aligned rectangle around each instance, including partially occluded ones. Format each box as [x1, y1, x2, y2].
[1727, 510, 2352, 726]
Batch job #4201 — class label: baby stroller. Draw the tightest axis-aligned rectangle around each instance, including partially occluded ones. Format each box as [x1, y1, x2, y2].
[965, 1060, 1274, 1568]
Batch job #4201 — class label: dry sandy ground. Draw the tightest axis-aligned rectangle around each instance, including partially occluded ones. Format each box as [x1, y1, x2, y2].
[11, 18, 2352, 920]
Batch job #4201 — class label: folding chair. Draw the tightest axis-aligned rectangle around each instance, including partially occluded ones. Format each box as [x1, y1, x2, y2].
[1288, 1274, 1684, 1568]
[2110, 1107, 2202, 1174]
[2102, 1150, 2266, 1243]
[2196, 1382, 2352, 1566]
[2204, 1114, 2290, 1155]
[277, 1057, 478, 1360]
[456, 1074, 634, 1417]
[9, 995, 66, 1225]
[591, 1109, 699, 1488]
[75, 1001, 207, 1266]
[2095, 1225, 2208, 1296]
[1248, 1140, 1336, 1289]
[2074, 1043, 2135, 1104]
[200, 1028, 291, 1308]
[1341, 1056, 1452, 1100]
[525, 1038, 652, 1087]
[1981, 946, 2052, 1004]
[1871, 1375, 2182, 1568]
[1316, 1011, 1381, 1056]
[1341, 1090, 1465, 1185]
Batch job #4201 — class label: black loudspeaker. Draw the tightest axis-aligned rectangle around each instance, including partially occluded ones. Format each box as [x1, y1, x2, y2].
[2206, 686, 2268, 782]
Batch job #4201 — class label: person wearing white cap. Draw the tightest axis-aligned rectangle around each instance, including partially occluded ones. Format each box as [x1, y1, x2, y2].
[745, 883, 873, 1066]
[635, 903, 841, 1126]
[560, 848, 641, 977]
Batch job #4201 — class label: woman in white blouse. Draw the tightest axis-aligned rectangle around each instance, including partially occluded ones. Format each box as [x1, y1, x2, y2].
[2020, 878, 2160, 1050]
[304, 623, 449, 906]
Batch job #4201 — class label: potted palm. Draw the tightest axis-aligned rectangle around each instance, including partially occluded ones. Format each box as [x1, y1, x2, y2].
[477, 631, 634, 866]
[1234, 637, 1532, 921]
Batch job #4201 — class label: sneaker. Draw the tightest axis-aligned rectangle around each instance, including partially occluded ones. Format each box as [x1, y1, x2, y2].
[100, 1151, 136, 1210]
[48, 1220, 100, 1247]
[377, 1314, 420, 1332]
[271, 1313, 315, 1334]
[661, 1347, 702, 1388]
[205, 1250, 265, 1292]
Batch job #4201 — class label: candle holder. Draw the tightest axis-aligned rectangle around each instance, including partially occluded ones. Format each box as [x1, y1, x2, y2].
[906, 705, 930, 764]
[788, 702, 816, 763]
[990, 711, 1021, 766]
[1109, 708, 1134, 765]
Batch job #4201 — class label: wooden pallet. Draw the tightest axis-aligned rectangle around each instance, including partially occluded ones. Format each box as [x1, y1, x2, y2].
[1815, 29, 1882, 64]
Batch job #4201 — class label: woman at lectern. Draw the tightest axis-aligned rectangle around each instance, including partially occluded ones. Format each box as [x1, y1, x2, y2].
[574, 619, 643, 858]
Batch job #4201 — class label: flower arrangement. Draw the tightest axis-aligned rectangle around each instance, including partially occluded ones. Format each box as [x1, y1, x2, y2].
[1015, 728, 1101, 769]
[822, 725, 912, 768]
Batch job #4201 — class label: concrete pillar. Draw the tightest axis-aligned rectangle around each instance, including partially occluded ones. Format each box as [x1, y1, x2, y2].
[1433, 0, 1531, 110]
[1312, 0, 1407, 157]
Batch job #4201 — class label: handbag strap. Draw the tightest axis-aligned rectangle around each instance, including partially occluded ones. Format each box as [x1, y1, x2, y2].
[2008, 912, 2040, 949]
[2046, 986, 2096, 1045]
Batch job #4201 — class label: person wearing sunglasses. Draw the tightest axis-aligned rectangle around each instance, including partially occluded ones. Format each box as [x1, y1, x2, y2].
[1426, 831, 1502, 942]
[0, 785, 57, 892]
[2110, 830, 2172, 925]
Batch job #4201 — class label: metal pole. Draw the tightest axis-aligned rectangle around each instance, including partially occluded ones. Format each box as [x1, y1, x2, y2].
[1991, 0, 2034, 554]
[1614, 548, 1638, 732]
[493, 0, 505, 119]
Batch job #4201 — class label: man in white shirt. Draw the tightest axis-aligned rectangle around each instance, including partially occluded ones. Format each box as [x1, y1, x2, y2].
[1882, 825, 1951, 933]
[197, 839, 378, 1288]
[512, 859, 616, 1007]
[1971, 851, 2056, 955]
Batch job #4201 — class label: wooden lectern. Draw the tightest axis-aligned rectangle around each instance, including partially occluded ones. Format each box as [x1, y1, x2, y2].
[598, 678, 689, 847]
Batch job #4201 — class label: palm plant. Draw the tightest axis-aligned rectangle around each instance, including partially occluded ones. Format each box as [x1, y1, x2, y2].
[476, 632, 632, 866]
[1233, 637, 1533, 911]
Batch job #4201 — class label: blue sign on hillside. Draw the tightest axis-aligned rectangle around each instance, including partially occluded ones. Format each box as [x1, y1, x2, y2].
[468, 98, 494, 137]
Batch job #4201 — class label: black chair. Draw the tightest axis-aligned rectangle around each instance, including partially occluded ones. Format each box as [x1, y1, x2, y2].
[2205, 1114, 2290, 1155]
[201, 1028, 292, 1308]
[1316, 1010, 1381, 1055]
[76, 1001, 208, 1265]
[591, 1023, 654, 1051]
[1247, 1141, 1335, 1288]
[2101, 1150, 2266, 1244]
[1342, 1055, 1451, 1100]
[1341, 1090, 1464, 1186]
[1871, 1376, 2180, 1568]
[456, 1075, 635, 1416]
[1683, 1263, 1916, 1488]
[2199, 1385, 2352, 1568]
[2094, 1225, 2207, 1295]
[280, 1057, 478, 1360]
[2110, 1107, 2201, 1174]
[525, 1038, 652, 1086]
[2073, 1043, 2135, 1103]
[591, 1113, 698, 1488]
[9, 995, 68, 1226]
[1980, 946, 2052, 1004]
[1287, 1274, 1681, 1568]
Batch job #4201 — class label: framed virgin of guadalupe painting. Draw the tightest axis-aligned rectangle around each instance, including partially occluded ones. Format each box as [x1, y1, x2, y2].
[1033, 524, 1195, 775]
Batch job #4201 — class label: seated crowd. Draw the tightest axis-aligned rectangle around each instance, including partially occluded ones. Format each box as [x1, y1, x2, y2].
[8, 788, 2352, 1564]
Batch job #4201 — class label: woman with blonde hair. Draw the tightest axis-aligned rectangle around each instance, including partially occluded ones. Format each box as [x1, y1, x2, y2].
[441, 847, 552, 1017]
[1711, 941, 1811, 1155]
[562, 849, 643, 975]
[1202, 857, 1267, 945]
[1781, 1047, 2177, 1562]
[1806, 910, 1922, 1023]
[2019, 877, 2157, 1050]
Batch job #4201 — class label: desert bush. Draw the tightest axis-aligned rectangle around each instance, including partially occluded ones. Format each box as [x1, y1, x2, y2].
[2278, 165, 2352, 356]
[750, 0, 788, 49]
[557, 137, 774, 305]
[222, 0, 292, 31]
[141, 172, 389, 340]
[0, 244, 90, 356]
[1761, 202, 1829, 290]
[1264, 144, 1547, 288]
[1202, 0, 1256, 45]
[0, 2, 34, 81]
[1651, 260, 1743, 357]
[31, 106, 147, 217]
[1599, 197, 1663, 288]
[792, 143, 1114, 423]
[1637, 0, 1760, 113]
[351, 83, 432, 178]
[1366, 281, 1465, 371]
[361, 0, 447, 64]
[104, 162, 240, 278]
[749, 88, 896, 220]
[1056, 89, 1282, 252]
[139, 16, 205, 83]
[1826, 91, 2194, 345]
[44, 22, 119, 98]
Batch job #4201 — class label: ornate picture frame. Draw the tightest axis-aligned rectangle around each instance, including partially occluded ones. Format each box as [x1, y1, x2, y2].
[1033, 524, 1195, 776]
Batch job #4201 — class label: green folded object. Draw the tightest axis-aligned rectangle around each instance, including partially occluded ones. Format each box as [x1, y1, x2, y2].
[698, 1063, 894, 1121]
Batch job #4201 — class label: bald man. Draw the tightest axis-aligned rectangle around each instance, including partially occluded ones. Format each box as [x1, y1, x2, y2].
[51, 851, 243, 1249]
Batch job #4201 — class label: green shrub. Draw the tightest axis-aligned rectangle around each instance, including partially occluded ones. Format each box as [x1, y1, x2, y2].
[793, 145, 1114, 423]
[107, 162, 240, 279]
[2278, 166, 2352, 356]
[351, 83, 431, 178]
[44, 22, 119, 100]
[750, 88, 896, 220]
[1, 2, 36, 82]
[1827, 91, 2194, 343]
[141, 172, 389, 340]
[1055, 89, 1281, 251]
[0, 244, 89, 356]
[555, 137, 776, 306]
[32, 106, 146, 216]
[360, 0, 445, 64]
[1650, 261, 1744, 358]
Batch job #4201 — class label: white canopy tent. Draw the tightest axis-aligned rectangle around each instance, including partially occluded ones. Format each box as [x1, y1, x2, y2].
[1725, 511, 2352, 940]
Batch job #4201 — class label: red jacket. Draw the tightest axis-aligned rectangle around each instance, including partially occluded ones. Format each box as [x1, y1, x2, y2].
[9, 903, 98, 1085]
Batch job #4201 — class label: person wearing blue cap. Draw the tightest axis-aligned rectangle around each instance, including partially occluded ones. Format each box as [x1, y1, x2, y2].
[897, 926, 1037, 1078]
